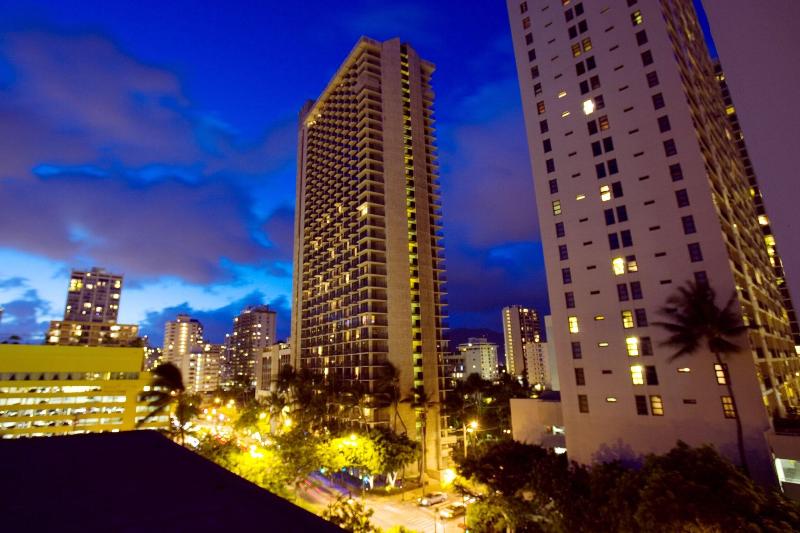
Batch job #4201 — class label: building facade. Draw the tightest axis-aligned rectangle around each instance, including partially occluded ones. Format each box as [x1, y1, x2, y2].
[162, 315, 204, 390]
[290, 37, 451, 473]
[0, 345, 165, 438]
[458, 337, 498, 382]
[507, 0, 799, 484]
[255, 341, 292, 399]
[502, 305, 542, 380]
[224, 306, 276, 390]
[46, 321, 140, 347]
[63, 268, 123, 323]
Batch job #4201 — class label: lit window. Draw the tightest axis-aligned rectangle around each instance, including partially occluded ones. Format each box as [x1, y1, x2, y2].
[626, 255, 638, 272]
[558, 90, 567, 98]
[568, 316, 580, 333]
[552, 200, 562, 215]
[598, 342, 609, 347]
[722, 396, 736, 418]
[631, 10, 643, 25]
[626, 337, 639, 356]
[571, 43, 581, 57]
[358, 203, 369, 217]
[622, 310, 634, 328]
[677, 367, 691, 373]
[594, 315, 605, 321]
[583, 99, 595, 115]
[582, 37, 592, 51]
[650, 395, 664, 416]
[714, 363, 727, 385]
[576, 194, 586, 200]
[606, 397, 618, 403]
[612, 257, 625, 276]
[600, 185, 612, 201]
[758, 215, 769, 226]
[562, 110, 571, 118]
[630, 365, 644, 385]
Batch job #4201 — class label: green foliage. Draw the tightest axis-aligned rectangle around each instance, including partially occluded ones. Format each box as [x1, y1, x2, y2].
[322, 495, 379, 533]
[320, 428, 418, 483]
[458, 440, 800, 533]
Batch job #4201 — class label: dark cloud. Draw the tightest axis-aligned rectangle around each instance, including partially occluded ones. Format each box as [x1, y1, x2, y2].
[0, 277, 27, 289]
[138, 291, 291, 346]
[0, 289, 52, 342]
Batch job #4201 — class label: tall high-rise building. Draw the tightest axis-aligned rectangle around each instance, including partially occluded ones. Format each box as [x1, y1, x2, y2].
[63, 268, 123, 323]
[162, 315, 204, 388]
[290, 37, 450, 473]
[457, 337, 499, 381]
[507, 0, 799, 484]
[224, 306, 276, 389]
[47, 267, 140, 347]
[502, 305, 541, 379]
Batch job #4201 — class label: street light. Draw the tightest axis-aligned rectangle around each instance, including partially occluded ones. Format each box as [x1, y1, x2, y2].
[463, 420, 479, 458]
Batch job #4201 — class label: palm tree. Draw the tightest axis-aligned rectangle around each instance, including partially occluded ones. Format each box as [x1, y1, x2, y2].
[375, 362, 407, 434]
[138, 362, 199, 445]
[654, 280, 750, 474]
[404, 386, 437, 483]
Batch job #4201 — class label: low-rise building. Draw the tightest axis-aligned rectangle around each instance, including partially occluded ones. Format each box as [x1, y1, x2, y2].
[510, 394, 565, 452]
[0, 345, 165, 438]
[255, 341, 291, 399]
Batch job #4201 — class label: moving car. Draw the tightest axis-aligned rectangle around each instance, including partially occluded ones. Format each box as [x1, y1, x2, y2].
[417, 492, 447, 506]
[438, 502, 466, 519]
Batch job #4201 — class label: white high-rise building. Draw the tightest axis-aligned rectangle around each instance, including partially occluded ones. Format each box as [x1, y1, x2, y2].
[224, 305, 277, 390]
[507, 0, 800, 485]
[458, 337, 498, 381]
[502, 305, 541, 380]
[163, 315, 204, 389]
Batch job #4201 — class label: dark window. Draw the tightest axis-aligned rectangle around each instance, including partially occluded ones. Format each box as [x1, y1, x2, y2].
[586, 56, 596, 70]
[540, 119, 549, 133]
[682, 215, 696, 234]
[592, 141, 602, 157]
[608, 158, 619, 174]
[641, 337, 653, 355]
[595, 94, 605, 109]
[636, 30, 648, 46]
[565, 291, 575, 308]
[546, 159, 556, 173]
[568, 26, 578, 39]
[520, 1, 528, 13]
[663, 139, 677, 156]
[549, 178, 559, 194]
[580, 80, 590, 94]
[641, 50, 653, 66]
[534, 82, 543, 96]
[669, 163, 683, 181]
[559, 244, 569, 260]
[588, 120, 598, 135]
[576, 62, 586, 76]
[657, 116, 671, 132]
[617, 283, 630, 301]
[694, 271, 708, 285]
[528, 49, 537, 62]
[565, 9, 574, 22]
[612, 181, 623, 198]
[578, 394, 589, 413]
[525, 33, 534, 45]
[575, 368, 586, 386]
[575, 2, 584, 16]
[675, 189, 689, 207]
[531, 65, 540, 79]
[571, 341, 582, 359]
[688, 242, 703, 262]
[590, 75, 601, 90]
[556, 222, 565, 238]
[608, 233, 620, 250]
[645, 366, 659, 385]
[630, 281, 643, 299]
[646, 71, 659, 87]
[635, 308, 648, 327]
[603, 137, 614, 152]
[596, 163, 607, 179]
[621, 230, 633, 247]
[616, 205, 628, 222]
[543, 139, 552, 152]
[636, 395, 649, 415]
[604, 208, 615, 225]
[652, 93, 665, 109]
[562, 267, 572, 284]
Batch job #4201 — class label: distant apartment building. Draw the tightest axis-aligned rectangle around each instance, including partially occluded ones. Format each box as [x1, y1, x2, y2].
[507, 0, 799, 485]
[0, 345, 165, 438]
[255, 341, 291, 399]
[524, 340, 550, 389]
[224, 306, 276, 390]
[47, 267, 140, 347]
[186, 343, 222, 394]
[502, 305, 542, 380]
[290, 37, 451, 474]
[458, 337, 498, 381]
[162, 315, 204, 391]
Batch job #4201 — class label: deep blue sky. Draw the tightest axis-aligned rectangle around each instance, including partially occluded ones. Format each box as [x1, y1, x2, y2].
[0, 0, 549, 345]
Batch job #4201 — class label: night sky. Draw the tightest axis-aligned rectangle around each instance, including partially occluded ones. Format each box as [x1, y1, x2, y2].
[0, 0, 548, 345]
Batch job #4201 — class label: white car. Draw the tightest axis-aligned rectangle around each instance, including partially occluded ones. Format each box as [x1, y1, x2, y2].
[439, 502, 466, 519]
[417, 492, 447, 506]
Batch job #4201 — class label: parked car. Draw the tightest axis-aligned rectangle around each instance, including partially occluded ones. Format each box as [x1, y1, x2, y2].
[417, 492, 447, 506]
[439, 502, 466, 519]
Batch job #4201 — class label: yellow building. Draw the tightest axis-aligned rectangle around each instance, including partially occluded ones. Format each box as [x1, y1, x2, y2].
[0, 345, 165, 438]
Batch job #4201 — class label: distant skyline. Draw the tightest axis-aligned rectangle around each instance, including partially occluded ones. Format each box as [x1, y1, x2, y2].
[0, 0, 546, 345]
